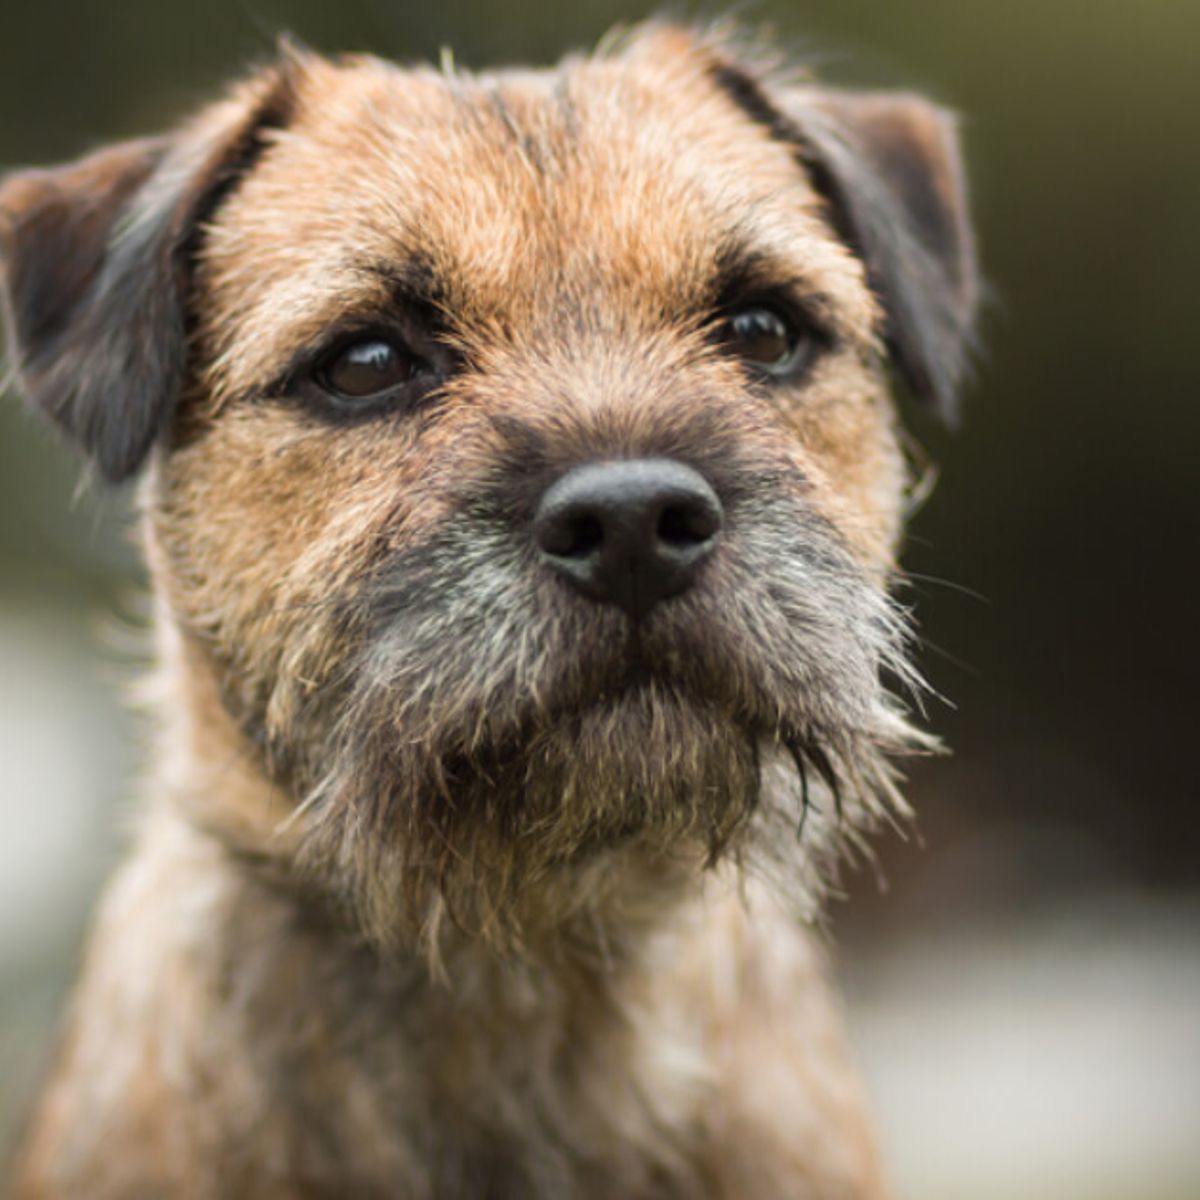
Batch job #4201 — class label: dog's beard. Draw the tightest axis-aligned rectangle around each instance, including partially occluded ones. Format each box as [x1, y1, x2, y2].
[284, 490, 927, 956]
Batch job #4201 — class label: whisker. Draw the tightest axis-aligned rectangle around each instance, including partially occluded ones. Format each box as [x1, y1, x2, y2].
[895, 571, 990, 604]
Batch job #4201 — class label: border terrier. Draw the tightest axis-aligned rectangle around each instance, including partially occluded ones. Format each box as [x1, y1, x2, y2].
[1, 22, 976, 1199]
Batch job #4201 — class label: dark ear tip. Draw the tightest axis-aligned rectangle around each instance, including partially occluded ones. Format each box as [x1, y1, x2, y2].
[96, 460, 149, 486]
[11, 366, 161, 484]
[93, 427, 158, 484]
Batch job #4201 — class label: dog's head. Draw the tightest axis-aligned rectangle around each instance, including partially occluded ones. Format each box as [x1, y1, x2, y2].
[0, 25, 977, 952]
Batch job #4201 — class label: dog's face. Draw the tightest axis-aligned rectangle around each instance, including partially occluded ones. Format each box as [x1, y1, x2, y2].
[0, 26, 976, 950]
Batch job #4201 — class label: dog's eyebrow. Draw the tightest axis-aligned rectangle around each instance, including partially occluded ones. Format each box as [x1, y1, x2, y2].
[351, 256, 449, 321]
[709, 238, 840, 332]
[253, 257, 454, 402]
[711, 242, 795, 304]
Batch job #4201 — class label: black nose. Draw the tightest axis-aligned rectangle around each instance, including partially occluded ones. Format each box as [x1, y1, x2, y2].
[533, 459, 723, 618]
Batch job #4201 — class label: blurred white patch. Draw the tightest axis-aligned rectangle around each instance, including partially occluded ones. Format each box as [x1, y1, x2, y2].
[0, 608, 130, 962]
[846, 903, 1200, 1200]
[0, 603, 137, 1146]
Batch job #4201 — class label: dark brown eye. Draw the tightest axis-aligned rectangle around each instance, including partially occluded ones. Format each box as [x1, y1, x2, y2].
[317, 338, 423, 400]
[721, 307, 811, 377]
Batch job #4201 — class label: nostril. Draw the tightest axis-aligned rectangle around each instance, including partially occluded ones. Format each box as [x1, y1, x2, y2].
[555, 512, 604, 559]
[535, 504, 607, 559]
[657, 501, 719, 549]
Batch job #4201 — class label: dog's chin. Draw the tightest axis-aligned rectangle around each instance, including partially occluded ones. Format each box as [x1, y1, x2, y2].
[295, 679, 771, 952]
[293, 578, 915, 952]
[439, 681, 764, 853]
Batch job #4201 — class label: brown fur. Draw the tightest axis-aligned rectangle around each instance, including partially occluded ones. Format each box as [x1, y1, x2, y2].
[1, 22, 977, 1198]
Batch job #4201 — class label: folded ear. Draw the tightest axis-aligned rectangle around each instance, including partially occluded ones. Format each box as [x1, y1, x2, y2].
[793, 88, 980, 421]
[708, 58, 980, 420]
[0, 60, 299, 481]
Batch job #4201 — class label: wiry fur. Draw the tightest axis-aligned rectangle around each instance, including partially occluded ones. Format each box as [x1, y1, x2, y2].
[234, 402, 928, 956]
[2, 21, 975, 1199]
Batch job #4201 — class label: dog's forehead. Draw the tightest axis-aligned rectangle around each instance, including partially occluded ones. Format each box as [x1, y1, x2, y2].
[196, 46, 875, 399]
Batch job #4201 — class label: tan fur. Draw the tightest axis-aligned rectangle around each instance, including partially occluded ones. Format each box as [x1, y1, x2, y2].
[3, 22, 977, 1199]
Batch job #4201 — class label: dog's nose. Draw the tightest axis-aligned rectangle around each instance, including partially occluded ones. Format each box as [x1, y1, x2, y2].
[533, 459, 723, 618]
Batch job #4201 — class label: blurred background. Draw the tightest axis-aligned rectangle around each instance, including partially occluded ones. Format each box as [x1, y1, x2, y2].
[1, 2, 1196, 1196]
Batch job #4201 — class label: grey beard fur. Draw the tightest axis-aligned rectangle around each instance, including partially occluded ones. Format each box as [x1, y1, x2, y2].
[274, 490, 930, 962]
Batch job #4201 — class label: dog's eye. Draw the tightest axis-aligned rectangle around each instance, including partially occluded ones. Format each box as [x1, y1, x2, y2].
[720, 307, 813, 378]
[317, 338, 427, 401]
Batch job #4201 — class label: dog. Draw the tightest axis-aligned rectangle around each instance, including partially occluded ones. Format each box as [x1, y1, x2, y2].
[1, 22, 976, 1199]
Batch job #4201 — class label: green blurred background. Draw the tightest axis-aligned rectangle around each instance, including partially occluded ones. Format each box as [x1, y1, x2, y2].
[1, 2, 1197, 1197]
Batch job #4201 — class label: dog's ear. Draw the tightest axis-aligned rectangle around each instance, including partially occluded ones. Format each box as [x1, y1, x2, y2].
[793, 88, 980, 421]
[0, 62, 298, 481]
[708, 57, 979, 420]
